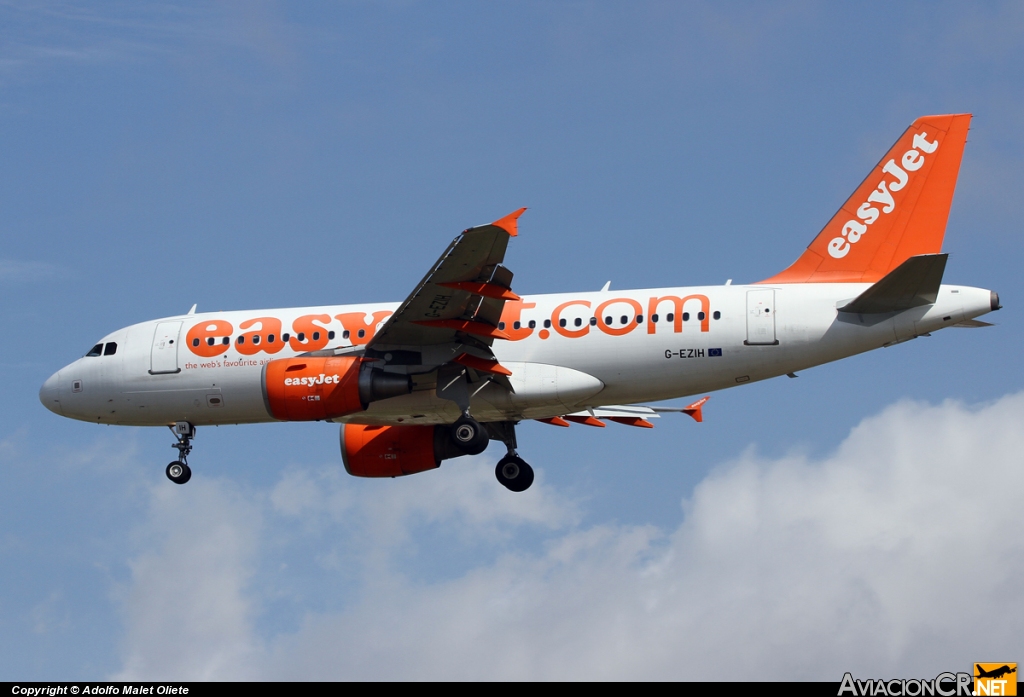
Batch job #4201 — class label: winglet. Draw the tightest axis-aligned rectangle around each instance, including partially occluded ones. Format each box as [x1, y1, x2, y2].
[490, 207, 527, 237]
[682, 396, 709, 423]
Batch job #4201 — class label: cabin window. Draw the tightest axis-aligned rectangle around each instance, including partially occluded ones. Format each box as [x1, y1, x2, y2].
[528, 320, 536, 329]
[513, 321, 521, 330]
[358, 329, 365, 338]
[683, 312, 690, 321]
[86, 343, 103, 357]
[559, 318, 567, 328]
[620, 315, 628, 325]
[590, 317, 597, 326]
[667, 313, 674, 322]
[698, 312, 706, 321]
[328, 331, 335, 340]
[499, 322, 506, 330]
[252, 335, 261, 345]
[342, 330, 350, 339]
[713, 311, 721, 320]
[573, 317, 581, 327]
[206, 338, 215, 347]
[604, 316, 612, 325]
[543, 319, 551, 329]
[297, 332, 306, 342]
[652, 314, 659, 323]
[222, 337, 230, 345]
[312, 331, 320, 341]
[237, 336, 245, 344]
[282, 333, 290, 342]
[268, 334, 275, 343]
[192, 338, 200, 347]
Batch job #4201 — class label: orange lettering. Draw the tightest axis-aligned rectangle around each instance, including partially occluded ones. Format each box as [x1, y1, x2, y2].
[237, 317, 285, 356]
[186, 319, 233, 357]
[551, 300, 591, 338]
[595, 298, 642, 336]
[647, 295, 710, 333]
[499, 301, 536, 341]
[336, 311, 392, 346]
[289, 314, 332, 352]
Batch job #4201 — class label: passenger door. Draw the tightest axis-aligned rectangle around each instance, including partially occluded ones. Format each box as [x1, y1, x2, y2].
[150, 321, 182, 374]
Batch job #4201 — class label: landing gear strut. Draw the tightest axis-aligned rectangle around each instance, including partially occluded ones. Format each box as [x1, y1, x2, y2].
[166, 421, 194, 485]
[489, 421, 534, 492]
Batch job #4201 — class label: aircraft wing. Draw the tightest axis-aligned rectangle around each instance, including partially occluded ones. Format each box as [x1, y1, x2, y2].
[366, 208, 525, 359]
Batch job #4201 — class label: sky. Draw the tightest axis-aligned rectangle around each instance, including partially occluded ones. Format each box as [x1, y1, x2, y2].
[1, 0, 1022, 681]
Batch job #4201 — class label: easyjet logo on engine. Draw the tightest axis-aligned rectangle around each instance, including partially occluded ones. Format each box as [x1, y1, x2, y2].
[284, 373, 340, 386]
[828, 130, 939, 259]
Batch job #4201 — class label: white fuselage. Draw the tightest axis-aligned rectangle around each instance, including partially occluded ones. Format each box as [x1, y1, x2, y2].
[39, 282, 995, 427]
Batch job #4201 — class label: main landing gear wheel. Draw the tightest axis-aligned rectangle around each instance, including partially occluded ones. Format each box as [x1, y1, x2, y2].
[495, 455, 534, 492]
[450, 415, 489, 455]
[166, 461, 192, 485]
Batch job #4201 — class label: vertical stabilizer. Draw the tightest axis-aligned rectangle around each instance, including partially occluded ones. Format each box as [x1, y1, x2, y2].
[760, 114, 971, 284]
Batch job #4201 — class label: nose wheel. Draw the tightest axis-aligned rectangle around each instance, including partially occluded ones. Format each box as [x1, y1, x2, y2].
[166, 461, 192, 485]
[166, 422, 195, 485]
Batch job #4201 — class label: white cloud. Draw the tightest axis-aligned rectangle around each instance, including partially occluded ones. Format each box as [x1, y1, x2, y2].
[0, 259, 56, 282]
[112, 393, 1024, 680]
[112, 480, 263, 681]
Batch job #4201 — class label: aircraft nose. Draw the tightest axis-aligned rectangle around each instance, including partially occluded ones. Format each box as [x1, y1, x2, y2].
[39, 371, 63, 415]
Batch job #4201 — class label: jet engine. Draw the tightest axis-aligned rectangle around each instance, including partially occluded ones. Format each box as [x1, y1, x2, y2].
[340, 423, 469, 477]
[262, 356, 411, 421]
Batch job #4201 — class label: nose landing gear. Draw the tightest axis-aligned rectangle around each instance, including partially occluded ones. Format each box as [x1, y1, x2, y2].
[166, 421, 194, 485]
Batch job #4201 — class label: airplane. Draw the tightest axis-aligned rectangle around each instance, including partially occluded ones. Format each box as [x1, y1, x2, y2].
[39, 113, 999, 492]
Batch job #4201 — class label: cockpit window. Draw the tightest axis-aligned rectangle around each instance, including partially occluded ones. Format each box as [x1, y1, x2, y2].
[86, 343, 103, 357]
[103, 342, 117, 356]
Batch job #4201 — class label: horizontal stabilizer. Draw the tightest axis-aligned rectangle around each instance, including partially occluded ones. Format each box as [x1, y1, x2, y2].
[839, 254, 947, 314]
[951, 319, 994, 328]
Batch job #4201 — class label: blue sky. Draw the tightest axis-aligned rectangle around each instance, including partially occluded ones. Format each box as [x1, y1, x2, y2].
[1, 1, 1022, 680]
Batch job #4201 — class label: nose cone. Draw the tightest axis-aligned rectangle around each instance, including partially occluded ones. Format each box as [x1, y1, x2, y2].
[39, 371, 63, 415]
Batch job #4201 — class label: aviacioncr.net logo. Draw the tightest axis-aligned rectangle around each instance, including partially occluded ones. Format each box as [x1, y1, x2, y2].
[839, 672, 973, 697]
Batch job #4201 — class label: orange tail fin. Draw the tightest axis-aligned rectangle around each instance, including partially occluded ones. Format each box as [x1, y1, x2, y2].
[760, 114, 971, 284]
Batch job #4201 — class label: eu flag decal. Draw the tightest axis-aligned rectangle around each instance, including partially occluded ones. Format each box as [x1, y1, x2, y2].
[708, 348, 723, 357]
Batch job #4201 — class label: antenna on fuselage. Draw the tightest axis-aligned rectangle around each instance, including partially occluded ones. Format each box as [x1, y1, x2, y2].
[600, 281, 611, 292]
[187, 304, 197, 315]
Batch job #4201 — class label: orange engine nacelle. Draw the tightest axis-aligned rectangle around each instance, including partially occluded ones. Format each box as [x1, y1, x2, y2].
[342, 423, 468, 478]
[262, 357, 411, 421]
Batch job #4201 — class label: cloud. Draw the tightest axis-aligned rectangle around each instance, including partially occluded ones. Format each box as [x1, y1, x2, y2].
[111, 480, 263, 681]
[0, 259, 57, 282]
[112, 393, 1024, 680]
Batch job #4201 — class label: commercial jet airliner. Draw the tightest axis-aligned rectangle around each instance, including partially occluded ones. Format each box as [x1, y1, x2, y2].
[39, 114, 999, 491]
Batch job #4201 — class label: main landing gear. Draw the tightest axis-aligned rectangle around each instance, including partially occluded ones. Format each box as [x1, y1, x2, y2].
[495, 454, 533, 493]
[166, 421, 195, 485]
[447, 414, 534, 492]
